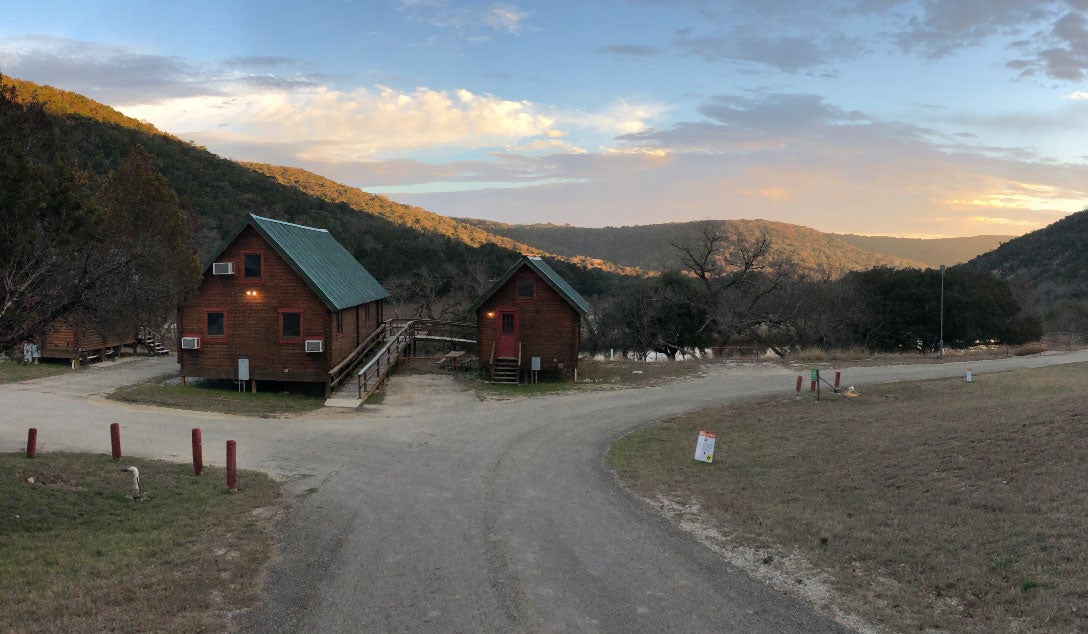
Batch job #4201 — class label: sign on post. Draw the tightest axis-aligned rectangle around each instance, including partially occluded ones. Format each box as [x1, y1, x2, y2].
[694, 431, 716, 463]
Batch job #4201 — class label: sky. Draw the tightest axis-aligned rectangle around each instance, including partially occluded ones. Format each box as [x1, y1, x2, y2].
[2, 1, 1088, 237]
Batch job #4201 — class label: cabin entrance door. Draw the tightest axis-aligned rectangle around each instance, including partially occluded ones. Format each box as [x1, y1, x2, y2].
[496, 311, 518, 358]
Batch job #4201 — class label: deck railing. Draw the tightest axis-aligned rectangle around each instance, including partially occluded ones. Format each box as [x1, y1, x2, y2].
[328, 323, 389, 392]
[357, 322, 414, 401]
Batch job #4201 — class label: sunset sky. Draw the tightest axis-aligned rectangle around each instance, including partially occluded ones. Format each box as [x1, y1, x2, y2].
[3, 0, 1088, 237]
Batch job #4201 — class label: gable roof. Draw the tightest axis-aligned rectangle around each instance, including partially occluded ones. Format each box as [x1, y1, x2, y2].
[470, 255, 590, 317]
[208, 214, 389, 310]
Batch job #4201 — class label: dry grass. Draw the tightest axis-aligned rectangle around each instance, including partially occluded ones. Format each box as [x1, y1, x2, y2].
[0, 361, 70, 384]
[1, 452, 283, 633]
[108, 377, 325, 417]
[609, 363, 1088, 633]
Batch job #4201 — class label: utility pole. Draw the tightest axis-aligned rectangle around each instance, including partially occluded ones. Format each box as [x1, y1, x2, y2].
[939, 264, 945, 361]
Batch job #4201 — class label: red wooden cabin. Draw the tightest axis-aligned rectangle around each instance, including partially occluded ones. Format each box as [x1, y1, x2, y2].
[178, 214, 388, 395]
[37, 318, 136, 368]
[472, 256, 589, 383]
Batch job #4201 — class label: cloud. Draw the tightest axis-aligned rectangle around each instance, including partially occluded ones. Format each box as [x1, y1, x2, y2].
[0, 36, 214, 104]
[122, 84, 562, 161]
[397, 0, 533, 35]
[223, 56, 296, 68]
[596, 44, 659, 57]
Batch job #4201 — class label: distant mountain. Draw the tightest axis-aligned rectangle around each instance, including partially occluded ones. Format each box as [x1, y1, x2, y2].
[834, 234, 1012, 269]
[967, 208, 1088, 306]
[242, 163, 640, 275]
[457, 218, 928, 276]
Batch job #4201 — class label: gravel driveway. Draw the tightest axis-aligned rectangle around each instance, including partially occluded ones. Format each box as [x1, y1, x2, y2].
[3, 350, 1086, 632]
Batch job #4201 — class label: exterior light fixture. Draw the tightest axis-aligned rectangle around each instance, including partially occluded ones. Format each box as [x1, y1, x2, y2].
[486, 311, 495, 318]
[245, 289, 258, 298]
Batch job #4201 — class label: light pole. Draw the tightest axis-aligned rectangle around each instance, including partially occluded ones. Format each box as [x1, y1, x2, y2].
[938, 264, 945, 361]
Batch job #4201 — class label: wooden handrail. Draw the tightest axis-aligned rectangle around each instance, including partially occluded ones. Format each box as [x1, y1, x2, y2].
[357, 322, 414, 401]
[328, 323, 388, 388]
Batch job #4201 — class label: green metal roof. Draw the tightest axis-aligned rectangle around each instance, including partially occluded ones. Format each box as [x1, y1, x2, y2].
[470, 255, 590, 317]
[211, 214, 388, 310]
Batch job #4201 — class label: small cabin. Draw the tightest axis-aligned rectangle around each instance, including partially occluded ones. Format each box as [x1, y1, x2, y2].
[37, 318, 137, 368]
[472, 256, 589, 383]
[178, 214, 388, 394]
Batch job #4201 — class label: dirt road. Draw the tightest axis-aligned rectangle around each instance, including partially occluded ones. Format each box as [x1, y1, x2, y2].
[3, 351, 1086, 632]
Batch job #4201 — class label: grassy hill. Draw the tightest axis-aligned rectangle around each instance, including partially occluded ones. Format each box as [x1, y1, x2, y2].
[457, 218, 928, 276]
[967, 208, 1088, 306]
[835, 234, 1011, 269]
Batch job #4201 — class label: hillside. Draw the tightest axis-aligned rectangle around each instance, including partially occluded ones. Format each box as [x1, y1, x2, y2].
[457, 218, 926, 276]
[2, 75, 532, 292]
[835, 234, 1011, 269]
[242, 163, 640, 276]
[968, 208, 1088, 306]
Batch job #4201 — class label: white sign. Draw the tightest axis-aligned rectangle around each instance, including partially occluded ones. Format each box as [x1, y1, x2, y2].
[694, 431, 716, 463]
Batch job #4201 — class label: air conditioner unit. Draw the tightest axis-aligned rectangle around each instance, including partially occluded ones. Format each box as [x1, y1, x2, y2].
[212, 262, 234, 275]
[180, 336, 200, 350]
[304, 339, 324, 353]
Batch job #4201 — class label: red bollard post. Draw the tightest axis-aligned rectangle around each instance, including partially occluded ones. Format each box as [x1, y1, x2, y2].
[834, 371, 841, 389]
[810, 380, 816, 392]
[795, 376, 803, 393]
[110, 423, 121, 460]
[226, 440, 237, 492]
[26, 428, 37, 459]
[192, 428, 203, 476]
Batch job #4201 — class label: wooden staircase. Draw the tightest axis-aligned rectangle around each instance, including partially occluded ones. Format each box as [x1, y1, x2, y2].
[490, 357, 519, 384]
[138, 327, 171, 356]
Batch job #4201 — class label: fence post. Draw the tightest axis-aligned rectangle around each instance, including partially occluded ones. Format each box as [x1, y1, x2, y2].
[192, 428, 203, 476]
[110, 423, 121, 460]
[226, 440, 237, 492]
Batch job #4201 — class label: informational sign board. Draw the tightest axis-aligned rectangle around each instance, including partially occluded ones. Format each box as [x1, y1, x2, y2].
[531, 356, 541, 371]
[694, 431, 716, 463]
[238, 358, 250, 381]
[810, 369, 819, 381]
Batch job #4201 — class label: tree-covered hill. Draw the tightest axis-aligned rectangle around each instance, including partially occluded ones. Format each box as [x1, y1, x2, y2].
[457, 218, 928, 276]
[967, 208, 1088, 307]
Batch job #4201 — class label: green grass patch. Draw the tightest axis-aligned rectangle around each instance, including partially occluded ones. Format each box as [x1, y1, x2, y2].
[610, 362, 1088, 633]
[108, 377, 324, 417]
[1, 452, 282, 633]
[0, 361, 70, 384]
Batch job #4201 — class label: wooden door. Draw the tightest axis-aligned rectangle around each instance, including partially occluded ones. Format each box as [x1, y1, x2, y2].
[496, 311, 518, 358]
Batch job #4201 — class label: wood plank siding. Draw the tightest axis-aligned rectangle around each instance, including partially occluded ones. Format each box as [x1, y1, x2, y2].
[178, 224, 383, 384]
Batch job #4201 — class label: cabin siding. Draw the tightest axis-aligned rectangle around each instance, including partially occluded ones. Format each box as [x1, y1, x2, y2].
[179, 225, 381, 384]
[40, 320, 132, 360]
[476, 266, 580, 372]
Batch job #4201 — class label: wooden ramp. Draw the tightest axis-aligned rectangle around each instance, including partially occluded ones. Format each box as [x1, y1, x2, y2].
[324, 319, 475, 408]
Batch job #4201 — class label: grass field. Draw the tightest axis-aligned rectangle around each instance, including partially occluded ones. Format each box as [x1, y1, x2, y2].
[108, 377, 325, 417]
[609, 363, 1088, 633]
[1, 452, 283, 633]
[0, 361, 70, 384]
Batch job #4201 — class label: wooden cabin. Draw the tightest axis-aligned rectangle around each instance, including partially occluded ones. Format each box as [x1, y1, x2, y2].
[37, 318, 136, 368]
[178, 214, 388, 395]
[472, 256, 590, 383]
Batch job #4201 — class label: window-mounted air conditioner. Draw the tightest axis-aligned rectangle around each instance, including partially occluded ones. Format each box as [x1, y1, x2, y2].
[304, 339, 324, 353]
[180, 336, 201, 350]
[212, 262, 235, 275]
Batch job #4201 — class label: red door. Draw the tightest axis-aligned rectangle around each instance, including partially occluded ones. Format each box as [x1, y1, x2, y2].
[496, 311, 518, 358]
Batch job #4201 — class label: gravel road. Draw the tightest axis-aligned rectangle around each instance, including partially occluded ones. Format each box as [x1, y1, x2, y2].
[3, 350, 1086, 632]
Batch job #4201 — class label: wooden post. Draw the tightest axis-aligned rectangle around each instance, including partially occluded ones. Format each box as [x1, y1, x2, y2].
[110, 423, 121, 460]
[251, 379, 256, 393]
[26, 428, 37, 459]
[795, 376, 803, 393]
[192, 428, 203, 476]
[226, 440, 237, 492]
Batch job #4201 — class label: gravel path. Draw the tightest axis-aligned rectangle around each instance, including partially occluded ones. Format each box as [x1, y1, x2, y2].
[3, 350, 1086, 632]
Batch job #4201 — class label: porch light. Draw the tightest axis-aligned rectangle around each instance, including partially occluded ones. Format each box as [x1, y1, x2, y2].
[245, 289, 259, 298]
[486, 311, 495, 318]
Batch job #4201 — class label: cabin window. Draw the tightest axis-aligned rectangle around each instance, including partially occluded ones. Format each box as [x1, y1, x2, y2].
[517, 276, 534, 299]
[336, 311, 344, 335]
[279, 310, 302, 341]
[243, 253, 262, 279]
[206, 311, 225, 338]
[501, 313, 516, 334]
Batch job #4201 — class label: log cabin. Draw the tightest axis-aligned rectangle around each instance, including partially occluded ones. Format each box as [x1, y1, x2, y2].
[178, 214, 388, 395]
[472, 255, 590, 383]
[37, 318, 136, 368]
